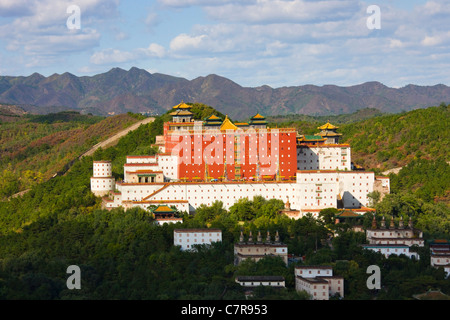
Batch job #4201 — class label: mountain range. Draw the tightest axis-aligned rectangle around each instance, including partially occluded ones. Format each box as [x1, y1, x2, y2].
[1, 67, 449, 119]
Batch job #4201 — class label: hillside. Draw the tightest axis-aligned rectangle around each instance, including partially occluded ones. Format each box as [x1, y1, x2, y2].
[269, 104, 449, 172]
[0, 103, 28, 123]
[0, 103, 448, 301]
[339, 104, 449, 171]
[0, 111, 145, 200]
[1, 68, 450, 119]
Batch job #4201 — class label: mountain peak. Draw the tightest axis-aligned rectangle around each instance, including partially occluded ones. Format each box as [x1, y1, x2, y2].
[0, 70, 449, 118]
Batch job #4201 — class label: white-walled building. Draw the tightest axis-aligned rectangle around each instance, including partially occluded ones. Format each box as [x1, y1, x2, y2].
[363, 215, 424, 259]
[90, 161, 115, 197]
[174, 228, 222, 251]
[366, 215, 424, 247]
[294, 266, 344, 300]
[296, 170, 377, 210]
[91, 109, 390, 216]
[430, 240, 450, 278]
[235, 276, 285, 288]
[99, 168, 384, 214]
[297, 145, 351, 171]
[234, 230, 289, 265]
[362, 244, 419, 259]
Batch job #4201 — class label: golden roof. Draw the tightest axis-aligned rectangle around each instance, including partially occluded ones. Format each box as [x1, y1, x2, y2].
[172, 102, 191, 109]
[207, 114, 221, 120]
[220, 115, 238, 131]
[317, 122, 339, 130]
[153, 205, 176, 213]
[252, 113, 266, 119]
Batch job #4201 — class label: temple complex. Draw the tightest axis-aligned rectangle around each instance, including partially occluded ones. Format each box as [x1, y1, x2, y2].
[91, 102, 390, 217]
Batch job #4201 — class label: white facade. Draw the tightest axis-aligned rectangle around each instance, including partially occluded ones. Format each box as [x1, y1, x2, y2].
[296, 171, 375, 209]
[362, 244, 419, 259]
[157, 154, 179, 181]
[100, 173, 380, 213]
[297, 145, 351, 171]
[430, 243, 450, 278]
[235, 276, 285, 288]
[294, 266, 344, 300]
[155, 217, 183, 226]
[295, 277, 329, 300]
[366, 223, 425, 247]
[90, 161, 115, 197]
[431, 255, 450, 278]
[295, 266, 333, 278]
[123, 155, 178, 182]
[103, 169, 379, 213]
[174, 228, 222, 251]
[126, 155, 157, 164]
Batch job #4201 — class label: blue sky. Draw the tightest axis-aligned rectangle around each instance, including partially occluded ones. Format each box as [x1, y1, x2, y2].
[1, 0, 449, 88]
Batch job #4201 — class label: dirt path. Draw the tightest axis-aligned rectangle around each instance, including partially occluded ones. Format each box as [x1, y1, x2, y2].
[381, 167, 402, 175]
[8, 117, 155, 200]
[382, 161, 450, 176]
[79, 117, 155, 159]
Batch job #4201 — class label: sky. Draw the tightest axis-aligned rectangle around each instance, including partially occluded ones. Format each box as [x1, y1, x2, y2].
[0, 0, 449, 88]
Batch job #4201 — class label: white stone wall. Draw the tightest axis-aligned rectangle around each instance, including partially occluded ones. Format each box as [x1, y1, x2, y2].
[157, 154, 179, 181]
[174, 229, 222, 251]
[328, 277, 344, 298]
[237, 279, 285, 288]
[366, 229, 414, 240]
[295, 277, 329, 300]
[116, 183, 162, 202]
[126, 156, 157, 164]
[363, 245, 419, 259]
[91, 177, 115, 197]
[296, 171, 374, 209]
[93, 161, 112, 177]
[296, 171, 337, 209]
[91, 161, 115, 196]
[106, 171, 377, 212]
[295, 267, 333, 279]
[340, 172, 374, 208]
[297, 146, 351, 171]
[143, 182, 297, 210]
[124, 155, 178, 182]
[123, 163, 160, 182]
[431, 255, 450, 267]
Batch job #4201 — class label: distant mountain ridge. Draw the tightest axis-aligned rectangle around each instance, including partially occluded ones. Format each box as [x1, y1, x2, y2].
[1, 67, 449, 119]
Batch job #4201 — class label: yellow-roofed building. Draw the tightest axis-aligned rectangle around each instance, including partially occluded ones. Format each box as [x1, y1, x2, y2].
[316, 121, 342, 144]
[220, 115, 238, 131]
[172, 102, 191, 109]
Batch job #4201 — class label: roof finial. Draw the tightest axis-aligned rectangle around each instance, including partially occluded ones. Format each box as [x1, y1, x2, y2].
[389, 216, 395, 229]
[371, 214, 377, 229]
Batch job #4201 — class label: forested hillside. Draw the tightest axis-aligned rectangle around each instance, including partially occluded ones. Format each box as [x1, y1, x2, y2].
[0, 111, 144, 200]
[269, 104, 449, 171]
[0, 104, 448, 300]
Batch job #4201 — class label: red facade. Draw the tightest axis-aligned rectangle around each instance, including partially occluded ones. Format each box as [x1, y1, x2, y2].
[164, 123, 297, 181]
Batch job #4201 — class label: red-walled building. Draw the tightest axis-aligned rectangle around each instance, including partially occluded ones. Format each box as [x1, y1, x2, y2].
[162, 103, 297, 182]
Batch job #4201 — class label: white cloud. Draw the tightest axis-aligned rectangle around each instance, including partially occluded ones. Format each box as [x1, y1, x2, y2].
[170, 33, 208, 52]
[90, 43, 166, 65]
[0, 0, 35, 17]
[158, 0, 254, 9]
[90, 49, 136, 65]
[421, 31, 450, 47]
[0, 0, 120, 60]
[204, 0, 360, 24]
